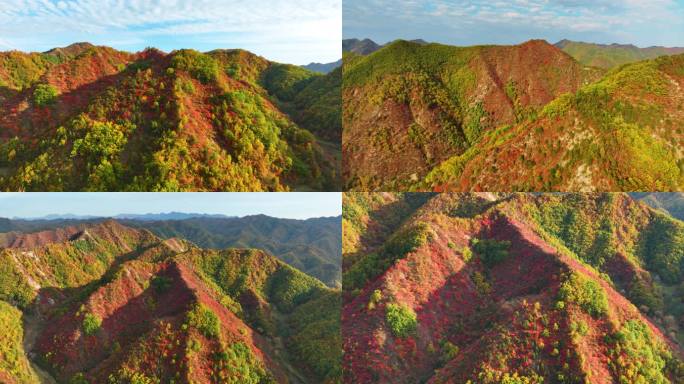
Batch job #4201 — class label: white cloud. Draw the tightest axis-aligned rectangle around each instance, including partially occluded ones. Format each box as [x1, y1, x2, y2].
[0, 0, 341, 64]
[344, 0, 684, 47]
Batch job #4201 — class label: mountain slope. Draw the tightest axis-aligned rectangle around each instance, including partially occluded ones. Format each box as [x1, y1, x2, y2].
[0, 221, 341, 383]
[342, 193, 684, 383]
[556, 39, 684, 69]
[124, 215, 343, 288]
[343, 39, 601, 190]
[425, 53, 684, 191]
[0, 44, 340, 191]
[0, 214, 342, 288]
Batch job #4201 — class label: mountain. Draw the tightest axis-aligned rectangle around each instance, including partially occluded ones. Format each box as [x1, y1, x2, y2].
[342, 38, 429, 56]
[342, 192, 684, 383]
[0, 44, 341, 191]
[114, 212, 234, 221]
[123, 215, 343, 287]
[556, 39, 684, 69]
[0, 214, 342, 288]
[343, 38, 684, 191]
[342, 39, 381, 55]
[343, 39, 603, 190]
[0, 220, 341, 383]
[302, 59, 342, 74]
[632, 193, 684, 221]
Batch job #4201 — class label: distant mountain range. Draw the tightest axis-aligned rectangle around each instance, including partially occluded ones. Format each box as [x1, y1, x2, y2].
[343, 38, 684, 191]
[0, 219, 341, 383]
[0, 42, 341, 191]
[302, 59, 342, 74]
[632, 193, 684, 221]
[555, 39, 684, 68]
[14, 212, 235, 221]
[1, 213, 342, 287]
[342, 38, 428, 55]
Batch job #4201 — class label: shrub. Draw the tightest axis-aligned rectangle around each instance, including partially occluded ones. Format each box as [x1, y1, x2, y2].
[70, 118, 130, 165]
[367, 289, 382, 311]
[170, 50, 219, 84]
[186, 303, 220, 338]
[558, 272, 608, 318]
[440, 340, 460, 364]
[472, 238, 511, 267]
[472, 271, 492, 295]
[150, 275, 173, 293]
[385, 303, 417, 337]
[82, 313, 102, 335]
[33, 83, 58, 106]
[70, 373, 89, 384]
[607, 320, 671, 384]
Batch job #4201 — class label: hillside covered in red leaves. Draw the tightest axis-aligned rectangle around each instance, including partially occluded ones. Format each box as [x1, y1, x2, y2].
[342, 192, 684, 383]
[0, 220, 341, 383]
[343, 39, 684, 192]
[0, 43, 340, 191]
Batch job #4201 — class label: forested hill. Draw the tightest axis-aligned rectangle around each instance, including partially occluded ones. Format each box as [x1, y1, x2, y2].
[0, 43, 341, 191]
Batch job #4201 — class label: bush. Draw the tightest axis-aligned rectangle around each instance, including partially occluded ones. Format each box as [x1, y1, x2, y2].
[187, 303, 220, 339]
[82, 313, 102, 335]
[558, 272, 608, 318]
[472, 238, 511, 267]
[70, 373, 89, 384]
[607, 320, 671, 384]
[170, 50, 219, 84]
[367, 289, 382, 311]
[440, 340, 460, 364]
[150, 275, 173, 293]
[33, 83, 58, 106]
[385, 303, 417, 337]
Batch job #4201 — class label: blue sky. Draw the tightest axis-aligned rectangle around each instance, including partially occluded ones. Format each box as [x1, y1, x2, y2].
[0, 193, 341, 220]
[344, 0, 684, 47]
[0, 0, 341, 65]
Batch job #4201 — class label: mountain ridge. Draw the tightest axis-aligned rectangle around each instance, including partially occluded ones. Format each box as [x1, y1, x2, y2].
[0, 219, 341, 383]
[0, 43, 341, 191]
[342, 192, 684, 383]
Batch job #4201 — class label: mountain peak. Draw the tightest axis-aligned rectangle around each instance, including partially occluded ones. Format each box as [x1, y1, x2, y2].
[44, 42, 95, 57]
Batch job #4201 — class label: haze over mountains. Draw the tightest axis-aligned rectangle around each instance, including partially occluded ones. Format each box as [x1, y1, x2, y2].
[0, 218, 341, 383]
[0, 42, 341, 191]
[342, 192, 684, 383]
[343, 37, 684, 191]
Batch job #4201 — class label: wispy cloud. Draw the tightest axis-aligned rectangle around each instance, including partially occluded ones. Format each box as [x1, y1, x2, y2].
[344, 0, 684, 47]
[0, 0, 341, 64]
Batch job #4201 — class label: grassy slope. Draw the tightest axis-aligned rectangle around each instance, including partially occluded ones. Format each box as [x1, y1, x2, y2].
[0, 301, 38, 383]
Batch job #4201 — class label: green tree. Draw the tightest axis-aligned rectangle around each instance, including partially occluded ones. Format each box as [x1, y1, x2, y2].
[385, 303, 417, 337]
[33, 83, 58, 106]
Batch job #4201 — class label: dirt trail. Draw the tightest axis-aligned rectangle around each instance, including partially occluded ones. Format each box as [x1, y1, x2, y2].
[22, 312, 57, 384]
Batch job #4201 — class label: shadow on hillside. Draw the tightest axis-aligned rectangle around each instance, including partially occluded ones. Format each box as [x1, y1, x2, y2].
[20, 242, 170, 380]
